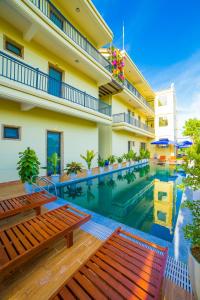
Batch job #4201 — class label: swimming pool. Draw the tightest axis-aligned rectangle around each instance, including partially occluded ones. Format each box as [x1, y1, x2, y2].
[55, 164, 184, 242]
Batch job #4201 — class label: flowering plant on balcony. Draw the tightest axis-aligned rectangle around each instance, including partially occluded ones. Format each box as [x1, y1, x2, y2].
[109, 46, 126, 83]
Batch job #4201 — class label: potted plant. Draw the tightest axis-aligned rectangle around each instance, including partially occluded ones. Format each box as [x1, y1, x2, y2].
[117, 156, 123, 169]
[46, 152, 60, 183]
[98, 156, 105, 173]
[139, 148, 146, 163]
[17, 147, 40, 193]
[124, 150, 135, 166]
[80, 150, 96, 176]
[64, 161, 82, 180]
[108, 155, 115, 170]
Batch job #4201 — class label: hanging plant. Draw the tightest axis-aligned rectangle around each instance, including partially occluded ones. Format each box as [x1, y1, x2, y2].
[109, 46, 126, 83]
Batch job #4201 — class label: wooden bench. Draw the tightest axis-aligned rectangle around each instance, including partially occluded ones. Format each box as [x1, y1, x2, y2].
[0, 191, 57, 220]
[0, 204, 91, 278]
[50, 227, 168, 300]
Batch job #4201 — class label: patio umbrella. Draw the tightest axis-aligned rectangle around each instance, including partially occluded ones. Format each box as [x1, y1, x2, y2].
[151, 138, 175, 145]
[176, 140, 193, 149]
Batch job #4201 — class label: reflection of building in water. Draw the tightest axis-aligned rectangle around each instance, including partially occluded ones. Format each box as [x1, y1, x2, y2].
[153, 179, 174, 233]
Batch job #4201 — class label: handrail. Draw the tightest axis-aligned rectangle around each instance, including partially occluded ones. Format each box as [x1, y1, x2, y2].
[31, 175, 57, 196]
[123, 79, 153, 111]
[29, 0, 111, 72]
[113, 113, 154, 133]
[0, 51, 111, 117]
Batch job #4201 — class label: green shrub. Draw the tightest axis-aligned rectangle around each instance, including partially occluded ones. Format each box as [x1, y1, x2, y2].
[17, 147, 40, 183]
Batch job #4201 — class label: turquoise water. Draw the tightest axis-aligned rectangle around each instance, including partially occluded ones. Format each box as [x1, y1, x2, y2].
[56, 164, 184, 242]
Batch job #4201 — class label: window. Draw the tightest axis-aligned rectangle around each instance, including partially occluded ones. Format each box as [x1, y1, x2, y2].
[2, 126, 20, 140]
[4, 36, 23, 58]
[140, 142, 146, 150]
[158, 191, 167, 201]
[157, 211, 167, 222]
[50, 7, 64, 30]
[128, 141, 135, 152]
[158, 95, 168, 106]
[159, 117, 168, 127]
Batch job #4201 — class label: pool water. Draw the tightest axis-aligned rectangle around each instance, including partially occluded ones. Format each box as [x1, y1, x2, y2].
[56, 164, 184, 242]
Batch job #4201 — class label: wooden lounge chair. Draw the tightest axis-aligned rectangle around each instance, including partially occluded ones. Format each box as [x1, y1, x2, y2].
[158, 155, 167, 164]
[0, 191, 57, 220]
[50, 227, 168, 300]
[0, 204, 90, 278]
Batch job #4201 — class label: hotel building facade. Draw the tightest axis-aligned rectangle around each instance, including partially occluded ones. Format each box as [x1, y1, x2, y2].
[0, 0, 176, 183]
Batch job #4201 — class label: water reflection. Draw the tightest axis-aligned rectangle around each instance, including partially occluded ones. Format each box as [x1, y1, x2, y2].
[56, 164, 183, 242]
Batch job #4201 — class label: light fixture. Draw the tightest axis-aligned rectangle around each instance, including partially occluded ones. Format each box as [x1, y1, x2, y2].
[75, 7, 80, 12]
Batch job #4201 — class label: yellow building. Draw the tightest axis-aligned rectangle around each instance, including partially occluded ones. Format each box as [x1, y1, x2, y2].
[99, 49, 155, 158]
[0, 0, 157, 183]
[153, 179, 174, 231]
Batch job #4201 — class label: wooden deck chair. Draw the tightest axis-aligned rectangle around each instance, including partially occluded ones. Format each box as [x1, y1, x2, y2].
[158, 155, 167, 164]
[0, 191, 57, 220]
[0, 205, 90, 278]
[50, 227, 168, 300]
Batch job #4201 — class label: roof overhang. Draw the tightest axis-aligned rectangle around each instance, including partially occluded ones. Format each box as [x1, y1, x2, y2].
[123, 51, 155, 100]
[56, 0, 113, 48]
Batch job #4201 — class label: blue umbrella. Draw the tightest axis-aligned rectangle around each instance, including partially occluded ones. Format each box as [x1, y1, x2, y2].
[177, 140, 192, 149]
[151, 138, 175, 145]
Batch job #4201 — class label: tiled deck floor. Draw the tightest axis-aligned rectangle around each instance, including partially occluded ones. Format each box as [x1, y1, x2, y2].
[0, 171, 194, 300]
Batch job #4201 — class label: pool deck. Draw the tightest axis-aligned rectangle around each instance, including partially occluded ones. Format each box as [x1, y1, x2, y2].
[0, 163, 194, 300]
[0, 207, 194, 300]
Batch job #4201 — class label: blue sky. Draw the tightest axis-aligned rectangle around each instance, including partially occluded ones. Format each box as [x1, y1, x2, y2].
[93, 0, 200, 136]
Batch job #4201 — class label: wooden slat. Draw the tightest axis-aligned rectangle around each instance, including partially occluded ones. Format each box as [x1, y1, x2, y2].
[59, 286, 76, 300]
[0, 231, 18, 259]
[95, 250, 157, 296]
[87, 259, 141, 300]
[104, 242, 160, 279]
[100, 246, 160, 285]
[17, 223, 39, 247]
[109, 237, 163, 269]
[74, 271, 107, 300]
[6, 228, 26, 255]
[80, 265, 123, 300]
[67, 278, 91, 300]
[0, 245, 10, 265]
[12, 226, 32, 251]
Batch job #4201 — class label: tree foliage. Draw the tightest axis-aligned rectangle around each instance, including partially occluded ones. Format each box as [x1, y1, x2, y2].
[183, 118, 200, 143]
[181, 118, 200, 259]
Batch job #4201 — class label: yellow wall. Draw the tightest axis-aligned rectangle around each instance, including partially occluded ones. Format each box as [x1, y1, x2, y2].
[112, 95, 147, 123]
[112, 131, 150, 157]
[0, 100, 98, 183]
[0, 19, 98, 98]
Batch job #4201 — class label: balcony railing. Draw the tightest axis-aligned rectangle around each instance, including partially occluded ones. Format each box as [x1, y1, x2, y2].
[123, 79, 154, 112]
[0, 51, 111, 117]
[113, 113, 154, 133]
[29, 0, 111, 72]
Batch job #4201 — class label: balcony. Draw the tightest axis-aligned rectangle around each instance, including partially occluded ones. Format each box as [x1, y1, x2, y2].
[0, 51, 111, 118]
[112, 113, 155, 137]
[123, 79, 154, 112]
[29, 0, 111, 72]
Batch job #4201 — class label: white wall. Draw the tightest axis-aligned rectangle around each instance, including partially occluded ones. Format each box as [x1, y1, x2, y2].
[155, 84, 177, 142]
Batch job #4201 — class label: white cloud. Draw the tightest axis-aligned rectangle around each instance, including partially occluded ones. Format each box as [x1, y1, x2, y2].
[144, 51, 200, 138]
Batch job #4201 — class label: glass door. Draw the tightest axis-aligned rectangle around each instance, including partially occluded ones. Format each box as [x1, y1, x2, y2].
[47, 131, 61, 175]
[48, 66, 62, 97]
